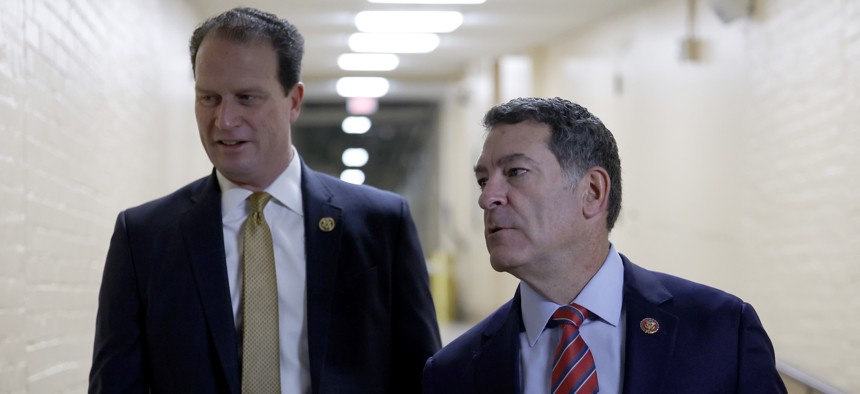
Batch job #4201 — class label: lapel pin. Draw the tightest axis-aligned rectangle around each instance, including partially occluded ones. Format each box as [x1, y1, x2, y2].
[640, 318, 659, 334]
[318, 217, 336, 232]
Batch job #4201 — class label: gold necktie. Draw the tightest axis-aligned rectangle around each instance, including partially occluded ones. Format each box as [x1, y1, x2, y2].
[242, 192, 281, 392]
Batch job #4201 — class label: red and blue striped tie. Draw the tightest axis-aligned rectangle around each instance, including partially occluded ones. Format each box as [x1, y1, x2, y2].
[550, 303, 599, 394]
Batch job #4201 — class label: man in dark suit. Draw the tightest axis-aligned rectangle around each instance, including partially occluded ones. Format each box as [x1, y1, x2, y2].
[422, 97, 786, 393]
[89, 7, 440, 393]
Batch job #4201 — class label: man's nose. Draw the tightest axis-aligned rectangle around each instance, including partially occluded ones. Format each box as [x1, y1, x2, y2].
[215, 100, 240, 130]
[478, 177, 507, 210]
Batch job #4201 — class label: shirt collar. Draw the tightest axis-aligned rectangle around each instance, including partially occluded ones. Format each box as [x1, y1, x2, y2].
[217, 145, 304, 218]
[520, 242, 625, 347]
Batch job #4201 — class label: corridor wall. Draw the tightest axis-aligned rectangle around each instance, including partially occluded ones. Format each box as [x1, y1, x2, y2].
[0, 1, 207, 391]
[439, 0, 859, 391]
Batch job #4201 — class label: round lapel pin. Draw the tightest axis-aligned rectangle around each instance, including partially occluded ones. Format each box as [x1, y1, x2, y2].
[640, 318, 659, 334]
[318, 217, 336, 232]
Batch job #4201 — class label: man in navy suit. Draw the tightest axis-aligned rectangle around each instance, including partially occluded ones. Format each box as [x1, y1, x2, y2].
[89, 7, 440, 393]
[422, 97, 786, 393]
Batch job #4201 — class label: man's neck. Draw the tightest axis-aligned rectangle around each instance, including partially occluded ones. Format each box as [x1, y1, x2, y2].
[518, 239, 611, 305]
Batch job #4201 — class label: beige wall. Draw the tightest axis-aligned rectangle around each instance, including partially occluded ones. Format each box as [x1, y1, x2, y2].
[0, 1, 207, 391]
[440, 0, 859, 391]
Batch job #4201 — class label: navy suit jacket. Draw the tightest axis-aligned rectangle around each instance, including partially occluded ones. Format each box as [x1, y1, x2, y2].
[90, 163, 441, 393]
[423, 255, 787, 393]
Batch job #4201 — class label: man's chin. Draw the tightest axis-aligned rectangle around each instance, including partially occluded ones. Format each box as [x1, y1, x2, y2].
[488, 254, 522, 274]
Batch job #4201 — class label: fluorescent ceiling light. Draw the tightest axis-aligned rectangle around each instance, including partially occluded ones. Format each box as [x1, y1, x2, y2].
[369, 0, 485, 3]
[342, 148, 370, 167]
[349, 33, 440, 53]
[355, 11, 463, 33]
[337, 53, 400, 71]
[340, 169, 366, 185]
[342, 116, 372, 134]
[336, 77, 390, 98]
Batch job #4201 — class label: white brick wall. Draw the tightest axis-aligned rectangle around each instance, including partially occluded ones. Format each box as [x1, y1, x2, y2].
[743, 1, 860, 390]
[443, 0, 859, 392]
[532, 0, 859, 391]
[0, 1, 207, 392]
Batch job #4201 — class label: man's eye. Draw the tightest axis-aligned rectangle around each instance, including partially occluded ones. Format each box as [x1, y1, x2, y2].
[476, 178, 487, 190]
[506, 168, 527, 177]
[238, 95, 259, 104]
[198, 95, 217, 105]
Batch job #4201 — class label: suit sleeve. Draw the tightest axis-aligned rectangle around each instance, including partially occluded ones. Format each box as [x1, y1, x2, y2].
[390, 199, 442, 393]
[737, 302, 787, 393]
[89, 212, 149, 393]
[422, 356, 438, 394]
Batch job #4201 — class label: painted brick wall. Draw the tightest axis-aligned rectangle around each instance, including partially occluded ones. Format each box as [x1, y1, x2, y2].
[530, 0, 859, 391]
[0, 1, 207, 392]
[743, 1, 860, 390]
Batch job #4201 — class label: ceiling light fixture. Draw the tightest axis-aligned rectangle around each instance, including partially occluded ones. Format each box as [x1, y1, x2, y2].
[337, 53, 400, 71]
[342, 148, 370, 167]
[355, 11, 464, 33]
[340, 169, 366, 185]
[369, 0, 485, 3]
[342, 116, 372, 134]
[336, 77, 390, 98]
[348, 33, 440, 53]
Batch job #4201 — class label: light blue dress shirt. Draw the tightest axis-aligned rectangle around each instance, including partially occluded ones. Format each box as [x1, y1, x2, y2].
[519, 243, 626, 394]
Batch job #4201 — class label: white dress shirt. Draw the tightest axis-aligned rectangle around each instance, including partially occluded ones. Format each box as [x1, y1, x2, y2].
[519, 243, 626, 394]
[217, 147, 310, 394]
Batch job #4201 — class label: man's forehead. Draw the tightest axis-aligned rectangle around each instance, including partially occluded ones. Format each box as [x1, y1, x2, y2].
[481, 123, 548, 150]
[194, 38, 279, 83]
[203, 29, 273, 48]
[477, 129, 554, 175]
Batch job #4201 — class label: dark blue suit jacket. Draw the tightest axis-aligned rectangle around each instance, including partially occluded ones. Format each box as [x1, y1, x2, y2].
[89, 163, 441, 393]
[423, 255, 787, 393]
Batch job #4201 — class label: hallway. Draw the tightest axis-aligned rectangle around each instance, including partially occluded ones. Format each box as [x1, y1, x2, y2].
[1, 0, 858, 392]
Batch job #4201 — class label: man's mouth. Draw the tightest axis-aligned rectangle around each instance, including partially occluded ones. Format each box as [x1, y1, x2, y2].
[487, 225, 508, 234]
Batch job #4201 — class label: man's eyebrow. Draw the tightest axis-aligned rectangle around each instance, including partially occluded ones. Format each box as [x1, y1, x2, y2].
[194, 85, 268, 94]
[474, 153, 535, 174]
[194, 86, 214, 94]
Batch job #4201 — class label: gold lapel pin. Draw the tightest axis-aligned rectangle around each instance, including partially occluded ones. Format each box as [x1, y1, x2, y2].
[318, 217, 336, 232]
[640, 318, 659, 334]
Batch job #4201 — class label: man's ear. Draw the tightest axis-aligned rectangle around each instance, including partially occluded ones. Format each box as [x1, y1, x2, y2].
[288, 82, 304, 123]
[581, 167, 610, 220]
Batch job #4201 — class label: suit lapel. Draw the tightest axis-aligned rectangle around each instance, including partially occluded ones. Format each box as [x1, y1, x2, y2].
[180, 173, 240, 394]
[468, 260, 679, 394]
[472, 290, 523, 394]
[300, 164, 344, 391]
[620, 256, 678, 394]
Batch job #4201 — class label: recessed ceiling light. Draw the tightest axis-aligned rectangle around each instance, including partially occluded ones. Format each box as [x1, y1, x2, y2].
[336, 77, 390, 98]
[355, 11, 463, 33]
[349, 33, 440, 53]
[342, 148, 370, 167]
[368, 0, 485, 3]
[337, 53, 400, 71]
[342, 116, 372, 134]
[340, 169, 366, 185]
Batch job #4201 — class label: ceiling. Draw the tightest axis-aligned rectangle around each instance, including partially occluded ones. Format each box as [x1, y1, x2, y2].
[180, 0, 654, 193]
[183, 0, 655, 100]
